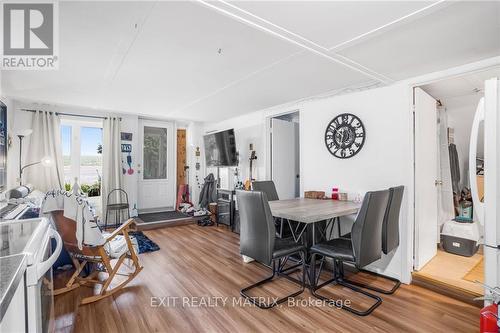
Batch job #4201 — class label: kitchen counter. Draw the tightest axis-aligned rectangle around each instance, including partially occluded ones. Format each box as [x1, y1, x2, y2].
[0, 254, 27, 322]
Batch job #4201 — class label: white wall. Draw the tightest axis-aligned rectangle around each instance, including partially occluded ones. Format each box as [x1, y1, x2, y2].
[119, 114, 139, 214]
[300, 83, 412, 280]
[186, 121, 205, 206]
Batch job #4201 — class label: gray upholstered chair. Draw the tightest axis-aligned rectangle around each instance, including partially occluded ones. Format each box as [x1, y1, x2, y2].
[340, 186, 404, 294]
[251, 180, 291, 238]
[237, 190, 306, 309]
[310, 189, 390, 316]
[251, 181, 279, 201]
[383, 186, 404, 255]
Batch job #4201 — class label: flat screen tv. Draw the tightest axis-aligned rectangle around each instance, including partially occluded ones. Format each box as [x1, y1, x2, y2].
[203, 129, 238, 167]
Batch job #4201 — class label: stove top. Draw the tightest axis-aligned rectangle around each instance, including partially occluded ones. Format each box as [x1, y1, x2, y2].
[0, 219, 46, 258]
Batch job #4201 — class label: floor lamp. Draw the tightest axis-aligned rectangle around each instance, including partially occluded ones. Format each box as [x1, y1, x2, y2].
[17, 129, 53, 186]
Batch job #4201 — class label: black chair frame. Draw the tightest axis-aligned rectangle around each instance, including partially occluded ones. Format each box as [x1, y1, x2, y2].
[240, 251, 306, 309]
[340, 267, 401, 295]
[338, 186, 404, 295]
[310, 254, 382, 316]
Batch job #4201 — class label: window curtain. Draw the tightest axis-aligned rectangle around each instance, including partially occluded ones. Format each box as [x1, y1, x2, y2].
[101, 116, 122, 224]
[25, 111, 64, 191]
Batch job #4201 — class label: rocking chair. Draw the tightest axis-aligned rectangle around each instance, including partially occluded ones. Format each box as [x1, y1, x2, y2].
[51, 211, 143, 304]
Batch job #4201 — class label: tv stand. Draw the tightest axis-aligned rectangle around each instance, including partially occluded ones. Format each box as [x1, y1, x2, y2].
[216, 189, 239, 234]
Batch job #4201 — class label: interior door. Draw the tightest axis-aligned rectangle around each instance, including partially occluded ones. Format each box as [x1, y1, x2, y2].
[414, 87, 439, 270]
[138, 120, 175, 211]
[271, 118, 299, 200]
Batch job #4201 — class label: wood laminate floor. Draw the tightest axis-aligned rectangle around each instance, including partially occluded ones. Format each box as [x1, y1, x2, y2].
[413, 248, 484, 296]
[54, 225, 480, 333]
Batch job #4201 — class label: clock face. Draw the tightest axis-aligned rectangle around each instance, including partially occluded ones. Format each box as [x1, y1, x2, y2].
[324, 113, 365, 159]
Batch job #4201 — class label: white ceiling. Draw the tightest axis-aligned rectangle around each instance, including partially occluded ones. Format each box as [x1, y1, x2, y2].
[2, 1, 499, 122]
[421, 66, 500, 102]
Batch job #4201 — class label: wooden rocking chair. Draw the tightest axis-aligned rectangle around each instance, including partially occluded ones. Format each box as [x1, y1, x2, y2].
[51, 211, 143, 304]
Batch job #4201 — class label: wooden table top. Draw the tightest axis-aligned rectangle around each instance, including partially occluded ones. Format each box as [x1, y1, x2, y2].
[269, 198, 361, 223]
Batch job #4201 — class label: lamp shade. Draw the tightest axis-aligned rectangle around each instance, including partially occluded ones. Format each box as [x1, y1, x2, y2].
[17, 129, 33, 137]
[40, 156, 53, 167]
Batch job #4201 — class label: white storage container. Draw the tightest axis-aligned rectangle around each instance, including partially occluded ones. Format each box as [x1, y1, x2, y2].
[440, 220, 480, 257]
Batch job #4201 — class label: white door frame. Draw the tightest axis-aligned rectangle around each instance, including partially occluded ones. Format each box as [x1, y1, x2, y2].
[137, 119, 176, 212]
[265, 110, 302, 196]
[407, 59, 500, 282]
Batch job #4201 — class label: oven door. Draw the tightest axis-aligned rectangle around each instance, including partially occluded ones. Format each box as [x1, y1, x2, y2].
[27, 228, 62, 333]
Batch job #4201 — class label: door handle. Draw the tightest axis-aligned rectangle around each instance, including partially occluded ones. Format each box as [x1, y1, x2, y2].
[435, 180, 443, 186]
[37, 228, 62, 280]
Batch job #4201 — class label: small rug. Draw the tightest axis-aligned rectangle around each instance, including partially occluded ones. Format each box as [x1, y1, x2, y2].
[463, 258, 484, 283]
[138, 210, 190, 223]
[130, 231, 160, 254]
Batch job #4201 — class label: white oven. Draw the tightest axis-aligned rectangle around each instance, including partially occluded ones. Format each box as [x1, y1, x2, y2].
[2, 218, 62, 333]
[24, 219, 62, 333]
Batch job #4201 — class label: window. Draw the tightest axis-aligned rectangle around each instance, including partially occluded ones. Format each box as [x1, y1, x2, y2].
[60, 119, 103, 196]
[80, 127, 103, 185]
[143, 126, 167, 179]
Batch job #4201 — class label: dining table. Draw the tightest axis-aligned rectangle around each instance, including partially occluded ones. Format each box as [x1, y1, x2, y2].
[269, 198, 361, 244]
[268, 198, 362, 284]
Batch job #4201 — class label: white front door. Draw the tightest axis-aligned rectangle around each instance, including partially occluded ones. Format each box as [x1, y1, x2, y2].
[138, 120, 175, 211]
[271, 118, 299, 199]
[414, 87, 439, 270]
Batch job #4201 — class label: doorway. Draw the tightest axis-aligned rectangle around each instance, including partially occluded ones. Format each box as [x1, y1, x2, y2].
[137, 119, 176, 212]
[412, 68, 500, 298]
[269, 111, 300, 199]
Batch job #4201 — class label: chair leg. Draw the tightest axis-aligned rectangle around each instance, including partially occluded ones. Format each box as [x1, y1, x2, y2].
[341, 266, 401, 295]
[310, 256, 382, 316]
[240, 252, 305, 309]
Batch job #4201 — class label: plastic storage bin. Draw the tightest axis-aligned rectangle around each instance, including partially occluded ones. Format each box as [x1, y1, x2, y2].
[440, 220, 480, 257]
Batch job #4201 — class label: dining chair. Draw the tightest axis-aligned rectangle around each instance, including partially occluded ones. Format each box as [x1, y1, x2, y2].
[237, 190, 306, 309]
[310, 189, 390, 316]
[340, 186, 404, 294]
[251, 181, 279, 201]
[251, 180, 291, 238]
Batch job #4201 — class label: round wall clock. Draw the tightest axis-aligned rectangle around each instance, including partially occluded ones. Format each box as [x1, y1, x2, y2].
[324, 113, 366, 159]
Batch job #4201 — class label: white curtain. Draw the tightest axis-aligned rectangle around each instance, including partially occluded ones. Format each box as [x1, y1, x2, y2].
[101, 116, 122, 223]
[25, 111, 65, 191]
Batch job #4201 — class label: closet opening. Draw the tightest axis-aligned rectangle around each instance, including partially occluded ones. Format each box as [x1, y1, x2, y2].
[412, 66, 500, 303]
